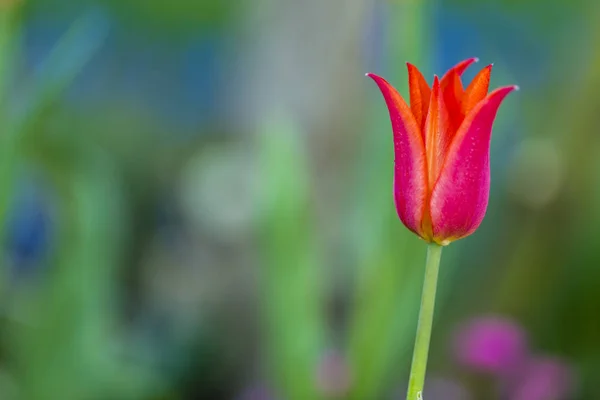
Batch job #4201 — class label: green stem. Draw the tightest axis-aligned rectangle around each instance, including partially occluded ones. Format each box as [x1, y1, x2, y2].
[406, 243, 443, 400]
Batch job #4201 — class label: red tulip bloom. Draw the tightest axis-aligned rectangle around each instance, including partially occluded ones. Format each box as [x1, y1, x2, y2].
[367, 58, 517, 245]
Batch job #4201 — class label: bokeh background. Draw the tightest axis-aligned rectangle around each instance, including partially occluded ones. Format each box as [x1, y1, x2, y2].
[0, 0, 596, 399]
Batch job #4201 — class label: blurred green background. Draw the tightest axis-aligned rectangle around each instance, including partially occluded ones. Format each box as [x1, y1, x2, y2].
[0, 0, 596, 399]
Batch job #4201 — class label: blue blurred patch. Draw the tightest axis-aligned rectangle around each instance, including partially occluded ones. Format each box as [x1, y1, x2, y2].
[435, 3, 551, 88]
[362, 1, 388, 75]
[5, 181, 55, 279]
[22, 7, 224, 134]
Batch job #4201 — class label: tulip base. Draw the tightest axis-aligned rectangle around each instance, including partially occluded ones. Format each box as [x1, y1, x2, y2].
[406, 243, 443, 400]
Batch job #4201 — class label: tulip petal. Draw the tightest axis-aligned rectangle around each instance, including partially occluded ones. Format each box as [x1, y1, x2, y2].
[367, 73, 428, 237]
[440, 57, 478, 86]
[429, 85, 517, 243]
[424, 76, 451, 188]
[407, 63, 431, 133]
[441, 70, 465, 136]
[462, 64, 493, 115]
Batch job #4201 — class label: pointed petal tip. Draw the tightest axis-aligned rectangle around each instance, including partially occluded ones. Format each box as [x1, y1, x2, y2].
[480, 63, 493, 74]
[491, 84, 520, 96]
[463, 57, 479, 66]
[432, 75, 442, 90]
[441, 58, 479, 83]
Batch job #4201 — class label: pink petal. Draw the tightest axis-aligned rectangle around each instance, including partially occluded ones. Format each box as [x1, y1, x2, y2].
[367, 73, 428, 237]
[429, 86, 518, 243]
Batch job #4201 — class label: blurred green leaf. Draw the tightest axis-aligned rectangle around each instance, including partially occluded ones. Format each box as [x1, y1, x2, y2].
[257, 116, 325, 400]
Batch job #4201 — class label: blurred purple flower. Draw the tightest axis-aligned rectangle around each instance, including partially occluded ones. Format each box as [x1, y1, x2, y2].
[315, 349, 352, 398]
[234, 383, 277, 400]
[424, 376, 472, 400]
[510, 357, 576, 400]
[393, 375, 471, 400]
[454, 316, 527, 375]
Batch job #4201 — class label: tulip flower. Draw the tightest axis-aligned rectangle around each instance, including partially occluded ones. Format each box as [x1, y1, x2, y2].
[367, 58, 517, 245]
[366, 59, 517, 400]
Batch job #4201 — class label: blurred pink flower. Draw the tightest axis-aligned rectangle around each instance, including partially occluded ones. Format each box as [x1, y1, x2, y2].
[454, 316, 528, 375]
[235, 383, 277, 400]
[394, 375, 471, 400]
[424, 376, 472, 400]
[510, 357, 576, 400]
[315, 349, 352, 398]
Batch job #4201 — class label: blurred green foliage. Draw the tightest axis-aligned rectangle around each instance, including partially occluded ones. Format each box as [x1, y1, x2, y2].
[23, 0, 239, 33]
